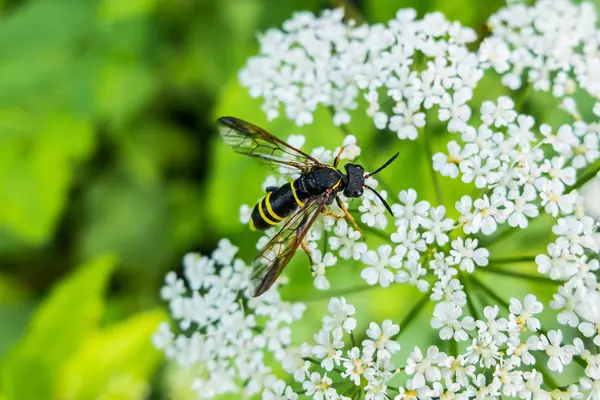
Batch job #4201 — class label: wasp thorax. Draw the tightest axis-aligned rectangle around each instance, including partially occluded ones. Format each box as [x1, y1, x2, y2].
[343, 163, 365, 198]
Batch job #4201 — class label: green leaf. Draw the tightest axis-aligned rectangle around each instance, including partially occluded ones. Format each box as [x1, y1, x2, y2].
[0, 255, 116, 400]
[0, 111, 95, 243]
[56, 310, 167, 400]
[95, 62, 157, 129]
[99, 0, 159, 24]
[79, 174, 169, 272]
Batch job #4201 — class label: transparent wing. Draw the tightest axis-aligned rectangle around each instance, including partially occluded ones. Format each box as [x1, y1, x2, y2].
[249, 194, 330, 297]
[217, 116, 324, 174]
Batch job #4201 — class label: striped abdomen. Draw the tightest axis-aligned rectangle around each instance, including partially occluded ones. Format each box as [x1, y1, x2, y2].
[250, 180, 309, 231]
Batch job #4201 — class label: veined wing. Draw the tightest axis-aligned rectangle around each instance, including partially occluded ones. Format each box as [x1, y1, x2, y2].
[249, 193, 330, 297]
[217, 116, 324, 174]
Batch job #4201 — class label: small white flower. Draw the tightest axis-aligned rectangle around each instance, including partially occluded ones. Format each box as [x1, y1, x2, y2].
[438, 87, 472, 132]
[432, 140, 476, 178]
[312, 329, 344, 371]
[507, 114, 536, 147]
[449, 237, 489, 273]
[328, 219, 368, 260]
[152, 322, 174, 350]
[480, 96, 517, 127]
[323, 297, 357, 335]
[360, 193, 389, 229]
[361, 245, 403, 287]
[475, 305, 509, 345]
[302, 372, 337, 399]
[540, 181, 577, 217]
[160, 272, 185, 301]
[391, 189, 430, 228]
[388, 98, 426, 140]
[460, 155, 500, 188]
[311, 250, 337, 290]
[550, 281, 586, 327]
[433, 257, 460, 285]
[362, 320, 401, 359]
[212, 238, 239, 265]
[240, 204, 252, 223]
[431, 302, 475, 341]
[394, 259, 430, 292]
[472, 191, 506, 235]
[529, 330, 575, 373]
[391, 225, 427, 261]
[281, 346, 311, 383]
[540, 156, 576, 189]
[509, 294, 543, 332]
[342, 347, 371, 385]
[455, 195, 476, 234]
[430, 276, 466, 306]
[263, 379, 299, 400]
[505, 186, 539, 229]
[421, 206, 454, 245]
[404, 346, 445, 389]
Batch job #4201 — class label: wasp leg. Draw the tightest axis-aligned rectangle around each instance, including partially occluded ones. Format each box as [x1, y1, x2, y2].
[265, 186, 278, 193]
[321, 209, 345, 218]
[300, 240, 314, 266]
[335, 196, 364, 239]
[333, 145, 347, 168]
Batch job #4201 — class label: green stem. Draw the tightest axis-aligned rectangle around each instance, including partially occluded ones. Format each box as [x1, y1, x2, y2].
[304, 357, 344, 374]
[449, 338, 458, 357]
[476, 225, 517, 248]
[470, 274, 509, 310]
[359, 223, 390, 240]
[513, 83, 532, 111]
[487, 255, 537, 264]
[461, 274, 480, 321]
[479, 265, 560, 285]
[535, 361, 561, 391]
[391, 289, 431, 340]
[422, 128, 443, 206]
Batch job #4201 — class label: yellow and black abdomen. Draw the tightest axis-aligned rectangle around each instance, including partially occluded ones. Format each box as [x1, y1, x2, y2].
[250, 180, 308, 231]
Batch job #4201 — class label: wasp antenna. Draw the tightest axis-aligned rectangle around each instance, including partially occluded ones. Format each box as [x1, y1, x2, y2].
[364, 152, 399, 178]
[364, 185, 394, 217]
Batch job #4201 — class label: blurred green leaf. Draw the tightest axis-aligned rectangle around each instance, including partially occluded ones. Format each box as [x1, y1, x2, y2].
[366, 0, 433, 22]
[56, 309, 166, 400]
[79, 175, 169, 272]
[95, 63, 158, 129]
[0, 112, 94, 243]
[0, 255, 116, 399]
[99, 0, 159, 24]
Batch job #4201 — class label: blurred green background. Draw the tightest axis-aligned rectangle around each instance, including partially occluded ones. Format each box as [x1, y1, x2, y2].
[1, 0, 598, 399]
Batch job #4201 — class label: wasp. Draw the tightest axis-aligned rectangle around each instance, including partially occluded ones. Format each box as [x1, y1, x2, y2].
[218, 116, 399, 296]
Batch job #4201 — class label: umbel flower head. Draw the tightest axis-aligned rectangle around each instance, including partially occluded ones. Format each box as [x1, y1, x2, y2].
[156, 1, 600, 399]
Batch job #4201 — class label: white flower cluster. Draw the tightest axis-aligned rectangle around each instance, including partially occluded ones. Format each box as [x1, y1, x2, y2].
[157, 2, 600, 399]
[240, 8, 482, 139]
[153, 239, 306, 398]
[481, 0, 600, 109]
[277, 296, 600, 399]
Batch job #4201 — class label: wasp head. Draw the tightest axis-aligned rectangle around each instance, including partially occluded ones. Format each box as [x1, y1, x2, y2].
[343, 164, 365, 198]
